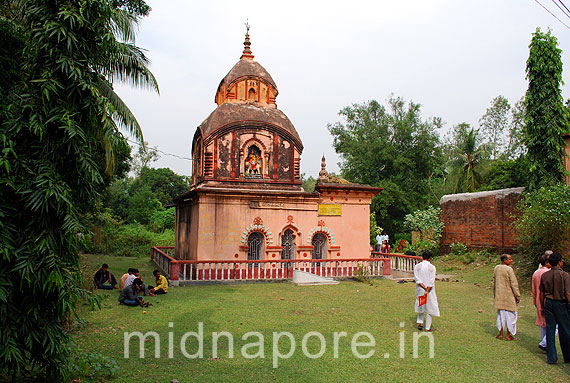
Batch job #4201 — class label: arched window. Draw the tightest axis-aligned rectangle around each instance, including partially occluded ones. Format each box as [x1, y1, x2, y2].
[312, 233, 327, 260]
[247, 232, 264, 267]
[248, 87, 257, 101]
[281, 229, 295, 268]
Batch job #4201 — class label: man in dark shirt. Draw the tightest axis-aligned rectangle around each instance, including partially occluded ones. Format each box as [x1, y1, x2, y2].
[93, 263, 118, 290]
[539, 252, 570, 364]
[119, 278, 147, 307]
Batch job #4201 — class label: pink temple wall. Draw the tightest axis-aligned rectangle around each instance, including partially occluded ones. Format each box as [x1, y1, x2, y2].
[178, 190, 374, 261]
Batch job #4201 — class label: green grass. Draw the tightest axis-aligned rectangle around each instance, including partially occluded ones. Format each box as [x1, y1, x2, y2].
[74, 254, 570, 383]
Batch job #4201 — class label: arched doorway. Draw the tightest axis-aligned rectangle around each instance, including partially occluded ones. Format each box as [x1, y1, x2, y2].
[247, 232, 264, 267]
[312, 233, 327, 265]
[281, 229, 295, 268]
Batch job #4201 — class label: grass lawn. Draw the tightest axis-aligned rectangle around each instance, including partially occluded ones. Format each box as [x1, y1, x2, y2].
[75, 254, 570, 383]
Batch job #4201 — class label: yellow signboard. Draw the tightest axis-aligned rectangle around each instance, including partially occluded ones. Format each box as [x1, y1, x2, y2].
[318, 204, 341, 216]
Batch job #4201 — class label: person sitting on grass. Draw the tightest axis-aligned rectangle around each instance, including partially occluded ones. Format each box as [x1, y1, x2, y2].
[119, 278, 149, 307]
[119, 268, 134, 290]
[93, 263, 118, 290]
[124, 268, 153, 296]
[149, 270, 168, 295]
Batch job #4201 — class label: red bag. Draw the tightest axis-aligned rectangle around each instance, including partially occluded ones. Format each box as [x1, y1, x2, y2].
[418, 293, 428, 306]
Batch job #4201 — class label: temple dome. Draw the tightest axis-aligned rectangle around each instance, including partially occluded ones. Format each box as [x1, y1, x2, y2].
[190, 28, 303, 187]
[197, 102, 303, 150]
[216, 59, 278, 99]
[213, 30, 281, 108]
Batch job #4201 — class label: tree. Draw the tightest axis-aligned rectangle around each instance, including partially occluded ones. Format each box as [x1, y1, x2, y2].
[0, 1, 157, 379]
[524, 28, 570, 190]
[131, 140, 160, 176]
[479, 95, 511, 160]
[507, 97, 526, 160]
[515, 184, 570, 266]
[328, 97, 443, 235]
[477, 157, 529, 191]
[300, 173, 316, 192]
[447, 124, 489, 193]
[130, 167, 190, 208]
[404, 206, 444, 255]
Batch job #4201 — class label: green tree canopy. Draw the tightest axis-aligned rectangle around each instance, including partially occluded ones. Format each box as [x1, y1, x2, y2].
[328, 97, 443, 235]
[446, 124, 490, 193]
[524, 28, 570, 190]
[479, 95, 511, 160]
[130, 167, 190, 207]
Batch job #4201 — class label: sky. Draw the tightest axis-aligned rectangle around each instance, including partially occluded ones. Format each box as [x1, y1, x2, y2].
[115, 0, 570, 178]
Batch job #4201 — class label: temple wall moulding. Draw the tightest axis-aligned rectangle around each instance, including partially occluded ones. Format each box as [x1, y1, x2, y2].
[240, 217, 273, 245]
[306, 220, 336, 245]
[277, 224, 302, 244]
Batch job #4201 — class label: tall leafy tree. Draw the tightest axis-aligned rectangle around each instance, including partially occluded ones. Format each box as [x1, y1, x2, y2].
[524, 28, 570, 190]
[447, 124, 489, 193]
[0, 0, 157, 380]
[479, 95, 510, 160]
[506, 97, 526, 160]
[328, 97, 443, 235]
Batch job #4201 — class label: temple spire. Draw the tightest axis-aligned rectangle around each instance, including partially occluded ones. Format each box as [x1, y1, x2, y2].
[241, 20, 254, 61]
[319, 154, 329, 180]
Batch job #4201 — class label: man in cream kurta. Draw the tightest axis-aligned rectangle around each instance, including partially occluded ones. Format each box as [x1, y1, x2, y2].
[414, 251, 440, 331]
[493, 254, 520, 340]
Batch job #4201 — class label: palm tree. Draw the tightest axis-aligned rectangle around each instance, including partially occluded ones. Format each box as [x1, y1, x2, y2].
[447, 125, 489, 193]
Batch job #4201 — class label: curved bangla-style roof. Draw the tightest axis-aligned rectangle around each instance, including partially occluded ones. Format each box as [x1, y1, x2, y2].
[197, 102, 303, 150]
[217, 59, 278, 95]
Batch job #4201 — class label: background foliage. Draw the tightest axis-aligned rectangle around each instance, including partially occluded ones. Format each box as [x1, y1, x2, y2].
[328, 97, 443, 236]
[514, 185, 570, 266]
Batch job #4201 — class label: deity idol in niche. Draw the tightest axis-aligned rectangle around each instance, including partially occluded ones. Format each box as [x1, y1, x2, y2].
[245, 146, 262, 175]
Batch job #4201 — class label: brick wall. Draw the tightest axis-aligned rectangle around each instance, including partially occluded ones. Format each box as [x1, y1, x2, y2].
[439, 188, 524, 254]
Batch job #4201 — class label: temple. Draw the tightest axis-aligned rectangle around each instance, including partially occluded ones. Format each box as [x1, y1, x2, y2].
[173, 29, 381, 265]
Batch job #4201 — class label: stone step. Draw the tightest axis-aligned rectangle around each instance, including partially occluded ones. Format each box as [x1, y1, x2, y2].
[292, 270, 339, 285]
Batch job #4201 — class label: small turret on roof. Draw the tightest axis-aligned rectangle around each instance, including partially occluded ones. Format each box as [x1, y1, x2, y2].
[319, 155, 329, 180]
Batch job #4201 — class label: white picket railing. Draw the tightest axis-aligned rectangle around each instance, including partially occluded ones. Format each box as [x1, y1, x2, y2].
[151, 247, 390, 283]
[384, 253, 422, 272]
[151, 247, 423, 283]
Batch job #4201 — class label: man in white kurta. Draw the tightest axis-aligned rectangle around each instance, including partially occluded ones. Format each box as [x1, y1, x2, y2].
[414, 251, 440, 331]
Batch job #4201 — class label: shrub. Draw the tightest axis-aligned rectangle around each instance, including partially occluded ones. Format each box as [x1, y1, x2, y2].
[514, 184, 570, 266]
[450, 242, 468, 256]
[81, 224, 174, 257]
[404, 206, 444, 257]
[407, 240, 440, 258]
[148, 207, 176, 232]
[69, 347, 120, 381]
[354, 264, 373, 285]
[404, 206, 444, 241]
[393, 232, 412, 247]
